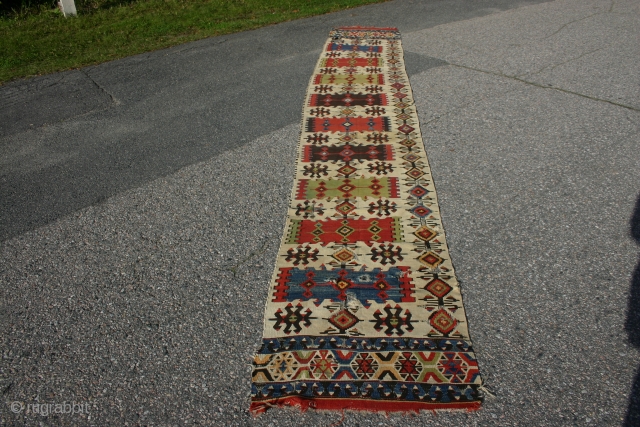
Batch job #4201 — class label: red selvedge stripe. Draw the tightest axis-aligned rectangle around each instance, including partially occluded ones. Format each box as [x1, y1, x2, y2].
[272, 268, 293, 302]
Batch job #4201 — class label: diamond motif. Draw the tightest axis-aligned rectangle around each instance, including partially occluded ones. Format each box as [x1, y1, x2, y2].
[338, 183, 356, 194]
[399, 138, 417, 148]
[335, 279, 353, 290]
[396, 113, 411, 120]
[301, 278, 316, 290]
[339, 134, 355, 143]
[410, 205, 432, 218]
[374, 279, 390, 290]
[425, 278, 452, 298]
[402, 153, 420, 162]
[331, 248, 356, 263]
[409, 185, 429, 198]
[397, 123, 414, 134]
[414, 225, 437, 242]
[329, 309, 359, 330]
[430, 308, 457, 334]
[335, 200, 356, 215]
[418, 251, 444, 268]
[406, 168, 425, 179]
[336, 225, 355, 238]
[337, 164, 357, 176]
[368, 224, 382, 234]
[340, 147, 355, 157]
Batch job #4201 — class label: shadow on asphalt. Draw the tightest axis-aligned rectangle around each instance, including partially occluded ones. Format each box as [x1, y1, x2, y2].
[0, 0, 554, 243]
[625, 194, 640, 426]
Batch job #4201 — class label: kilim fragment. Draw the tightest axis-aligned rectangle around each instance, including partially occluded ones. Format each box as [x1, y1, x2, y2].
[250, 26, 483, 415]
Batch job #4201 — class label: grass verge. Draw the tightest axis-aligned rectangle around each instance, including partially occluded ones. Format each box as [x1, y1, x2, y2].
[1, 0, 386, 84]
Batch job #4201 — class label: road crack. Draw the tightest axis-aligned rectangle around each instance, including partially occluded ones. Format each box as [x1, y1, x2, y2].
[520, 47, 605, 78]
[80, 69, 119, 105]
[539, 12, 602, 41]
[222, 240, 270, 278]
[445, 62, 640, 112]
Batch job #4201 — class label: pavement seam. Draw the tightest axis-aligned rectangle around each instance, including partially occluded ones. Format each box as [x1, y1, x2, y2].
[217, 240, 270, 278]
[79, 68, 119, 106]
[517, 46, 606, 78]
[538, 11, 603, 41]
[444, 62, 640, 112]
[414, 83, 525, 129]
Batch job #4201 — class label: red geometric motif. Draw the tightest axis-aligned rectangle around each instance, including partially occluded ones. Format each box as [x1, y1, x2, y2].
[292, 217, 399, 244]
[305, 117, 390, 133]
[397, 352, 420, 380]
[321, 58, 381, 67]
[429, 308, 457, 334]
[313, 74, 384, 85]
[309, 93, 388, 107]
[272, 268, 293, 302]
[302, 144, 393, 162]
[352, 353, 378, 379]
[424, 278, 452, 298]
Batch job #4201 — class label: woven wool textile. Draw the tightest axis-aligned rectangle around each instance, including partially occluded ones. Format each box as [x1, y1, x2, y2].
[250, 27, 483, 414]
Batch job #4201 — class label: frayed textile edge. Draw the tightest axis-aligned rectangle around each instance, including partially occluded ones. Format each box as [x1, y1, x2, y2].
[334, 26, 399, 31]
[250, 397, 481, 416]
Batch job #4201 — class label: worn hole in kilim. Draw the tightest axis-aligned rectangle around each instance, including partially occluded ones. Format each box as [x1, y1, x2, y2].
[250, 26, 483, 415]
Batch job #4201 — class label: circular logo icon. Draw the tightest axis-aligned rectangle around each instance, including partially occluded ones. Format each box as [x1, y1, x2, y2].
[10, 401, 24, 413]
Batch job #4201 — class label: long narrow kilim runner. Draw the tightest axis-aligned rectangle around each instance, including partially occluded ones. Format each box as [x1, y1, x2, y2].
[250, 27, 482, 415]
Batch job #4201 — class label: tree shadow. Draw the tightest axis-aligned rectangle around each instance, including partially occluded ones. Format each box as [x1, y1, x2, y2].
[625, 194, 640, 426]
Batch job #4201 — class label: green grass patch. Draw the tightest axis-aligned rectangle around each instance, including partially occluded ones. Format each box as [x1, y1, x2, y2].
[1, 0, 386, 84]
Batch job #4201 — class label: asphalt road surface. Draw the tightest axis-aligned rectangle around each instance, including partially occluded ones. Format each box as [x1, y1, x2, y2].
[1, 0, 639, 425]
